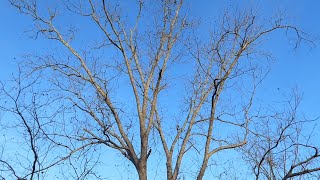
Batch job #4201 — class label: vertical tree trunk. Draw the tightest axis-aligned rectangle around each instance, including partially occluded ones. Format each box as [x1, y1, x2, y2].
[166, 166, 173, 180]
[138, 161, 147, 180]
[138, 170, 147, 180]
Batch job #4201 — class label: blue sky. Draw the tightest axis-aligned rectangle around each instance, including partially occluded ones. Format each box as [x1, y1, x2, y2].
[1, 0, 320, 179]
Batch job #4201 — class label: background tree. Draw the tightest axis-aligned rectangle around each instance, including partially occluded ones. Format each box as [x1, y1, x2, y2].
[1, 0, 319, 179]
[241, 90, 320, 180]
[0, 68, 103, 179]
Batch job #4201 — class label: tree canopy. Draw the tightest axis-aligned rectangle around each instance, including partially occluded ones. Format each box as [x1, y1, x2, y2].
[0, 0, 319, 179]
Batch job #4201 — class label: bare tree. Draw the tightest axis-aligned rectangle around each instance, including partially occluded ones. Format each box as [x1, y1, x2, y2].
[0, 69, 53, 180]
[1, 0, 319, 180]
[0, 68, 102, 179]
[241, 90, 320, 180]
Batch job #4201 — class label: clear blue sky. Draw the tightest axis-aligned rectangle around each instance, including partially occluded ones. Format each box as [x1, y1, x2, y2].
[0, 0, 320, 179]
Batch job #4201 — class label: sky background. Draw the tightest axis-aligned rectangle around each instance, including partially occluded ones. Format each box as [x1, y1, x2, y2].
[0, 0, 320, 179]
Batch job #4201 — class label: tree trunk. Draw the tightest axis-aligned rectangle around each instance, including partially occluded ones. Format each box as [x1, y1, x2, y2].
[138, 161, 147, 180]
[196, 158, 209, 180]
[138, 170, 147, 180]
[166, 167, 173, 180]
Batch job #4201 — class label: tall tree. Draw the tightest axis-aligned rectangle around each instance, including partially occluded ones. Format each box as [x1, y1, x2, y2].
[1, 0, 319, 179]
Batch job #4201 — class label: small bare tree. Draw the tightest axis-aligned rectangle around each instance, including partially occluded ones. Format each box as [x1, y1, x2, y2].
[1, 0, 319, 179]
[0, 69, 102, 179]
[0, 69, 53, 180]
[241, 90, 320, 180]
